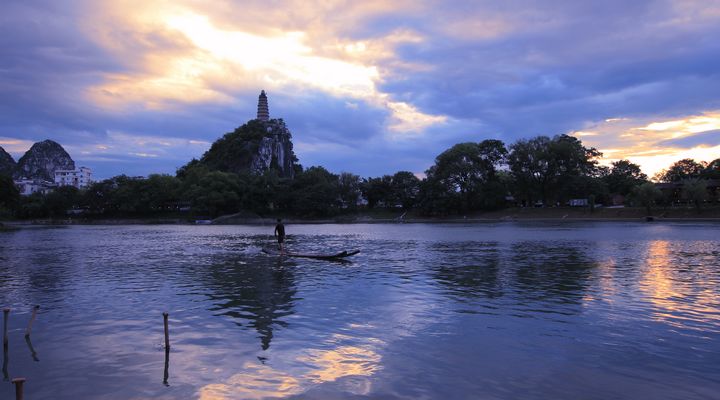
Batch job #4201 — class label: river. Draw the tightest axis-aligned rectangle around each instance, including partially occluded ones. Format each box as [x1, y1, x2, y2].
[1, 222, 719, 399]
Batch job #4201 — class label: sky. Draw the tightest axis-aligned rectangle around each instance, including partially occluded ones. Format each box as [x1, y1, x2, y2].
[1, 0, 719, 180]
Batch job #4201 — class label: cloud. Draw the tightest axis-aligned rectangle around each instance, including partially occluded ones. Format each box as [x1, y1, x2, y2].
[658, 130, 720, 148]
[572, 112, 720, 177]
[80, 1, 446, 135]
[1, 0, 720, 179]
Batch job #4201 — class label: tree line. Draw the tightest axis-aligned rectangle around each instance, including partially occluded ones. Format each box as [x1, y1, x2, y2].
[1, 134, 718, 219]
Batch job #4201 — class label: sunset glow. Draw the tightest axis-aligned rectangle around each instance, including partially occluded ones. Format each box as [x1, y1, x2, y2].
[2, 0, 719, 178]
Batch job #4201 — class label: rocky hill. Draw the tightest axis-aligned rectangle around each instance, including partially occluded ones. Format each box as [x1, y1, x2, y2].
[199, 118, 298, 179]
[15, 139, 75, 181]
[0, 146, 16, 177]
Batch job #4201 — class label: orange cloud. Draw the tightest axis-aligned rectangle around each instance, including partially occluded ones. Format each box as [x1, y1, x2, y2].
[572, 111, 720, 177]
[81, 0, 444, 134]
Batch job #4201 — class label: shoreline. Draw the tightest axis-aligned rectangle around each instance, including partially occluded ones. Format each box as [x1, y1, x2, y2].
[3, 207, 720, 227]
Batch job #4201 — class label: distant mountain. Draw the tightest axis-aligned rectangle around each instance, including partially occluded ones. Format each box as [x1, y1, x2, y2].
[0, 146, 16, 177]
[15, 139, 75, 181]
[198, 118, 298, 179]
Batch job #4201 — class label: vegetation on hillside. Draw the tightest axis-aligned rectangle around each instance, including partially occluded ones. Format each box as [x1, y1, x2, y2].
[2, 134, 719, 220]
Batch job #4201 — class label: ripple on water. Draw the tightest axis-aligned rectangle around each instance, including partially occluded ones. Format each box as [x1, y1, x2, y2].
[0, 223, 718, 399]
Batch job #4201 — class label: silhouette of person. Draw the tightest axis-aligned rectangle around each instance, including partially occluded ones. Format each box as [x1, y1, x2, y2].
[274, 218, 286, 254]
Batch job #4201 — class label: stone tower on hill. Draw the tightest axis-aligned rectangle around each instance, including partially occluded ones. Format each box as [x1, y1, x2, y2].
[195, 90, 298, 179]
[257, 90, 269, 121]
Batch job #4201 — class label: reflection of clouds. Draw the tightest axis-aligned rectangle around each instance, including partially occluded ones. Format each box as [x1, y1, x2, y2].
[197, 336, 382, 399]
[199, 362, 302, 400]
[194, 268, 448, 400]
[299, 344, 381, 386]
[582, 258, 617, 305]
[640, 241, 720, 332]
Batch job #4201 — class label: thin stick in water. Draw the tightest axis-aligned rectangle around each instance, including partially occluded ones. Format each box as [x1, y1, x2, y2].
[3, 308, 9, 346]
[163, 312, 170, 350]
[163, 344, 170, 386]
[25, 336, 38, 362]
[12, 377, 25, 400]
[2, 340, 8, 381]
[25, 305, 39, 338]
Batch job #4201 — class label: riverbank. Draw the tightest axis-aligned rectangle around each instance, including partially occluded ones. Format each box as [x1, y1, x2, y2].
[2, 206, 720, 226]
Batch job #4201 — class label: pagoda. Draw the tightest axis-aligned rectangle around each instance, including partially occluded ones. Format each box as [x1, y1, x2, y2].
[257, 90, 269, 121]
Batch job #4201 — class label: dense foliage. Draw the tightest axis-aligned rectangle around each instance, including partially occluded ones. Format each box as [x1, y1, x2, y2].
[3, 134, 719, 220]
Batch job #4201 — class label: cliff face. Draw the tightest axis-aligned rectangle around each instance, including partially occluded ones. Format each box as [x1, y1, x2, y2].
[0, 146, 16, 177]
[15, 139, 75, 181]
[250, 121, 295, 178]
[200, 119, 297, 179]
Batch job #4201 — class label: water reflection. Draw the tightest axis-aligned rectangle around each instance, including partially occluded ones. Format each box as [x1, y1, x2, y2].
[1, 224, 719, 400]
[640, 240, 720, 332]
[25, 336, 39, 362]
[204, 257, 297, 350]
[430, 242, 504, 300]
[197, 333, 382, 399]
[512, 241, 596, 305]
[199, 362, 302, 399]
[428, 240, 598, 310]
[163, 347, 169, 386]
[2, 343, 7, 381]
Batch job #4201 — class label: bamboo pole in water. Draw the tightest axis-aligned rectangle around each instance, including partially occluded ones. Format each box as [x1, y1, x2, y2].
[163, 312, 170, 350]
[163, 344, 170, 386]
[2, 308, 8, 345]
[12, 377, 25, 400]
[25, 306, 39, 338]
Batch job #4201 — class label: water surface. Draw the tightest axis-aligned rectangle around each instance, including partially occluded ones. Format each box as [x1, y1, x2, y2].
[1, 222, 719, 399]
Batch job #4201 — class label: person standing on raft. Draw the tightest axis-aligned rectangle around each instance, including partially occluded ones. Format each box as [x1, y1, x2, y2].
[274, 218, 286, 254]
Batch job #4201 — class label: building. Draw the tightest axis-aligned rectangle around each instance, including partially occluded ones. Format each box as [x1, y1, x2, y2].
[54, 166, 92, 188]
[257, 90, 269, 121]
[15, 178, 55, 196]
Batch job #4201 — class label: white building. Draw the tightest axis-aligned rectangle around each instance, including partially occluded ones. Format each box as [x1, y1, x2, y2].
[54, 166, 92, 188]
[15, 179, 56, 196]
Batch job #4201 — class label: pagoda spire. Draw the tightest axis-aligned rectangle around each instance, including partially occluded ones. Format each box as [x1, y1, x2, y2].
[257, 90, 269, 121]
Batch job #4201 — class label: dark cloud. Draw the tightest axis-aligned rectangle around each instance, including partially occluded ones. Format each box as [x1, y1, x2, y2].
[1, 0, 720, 179]
[658, 130, 720, 149]
[273, 91, 389, 145]
[379, 0, 720, 141]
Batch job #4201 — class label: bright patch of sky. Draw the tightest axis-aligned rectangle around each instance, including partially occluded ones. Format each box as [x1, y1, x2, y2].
[1, 0, 719, 178]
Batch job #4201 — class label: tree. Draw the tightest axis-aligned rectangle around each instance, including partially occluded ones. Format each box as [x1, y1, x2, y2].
[44, 186, 80, 217]
[682, 178, 707, 212]
[702, 158, 720, 180]
[418, 176, 455, 216]
[426, 140, 508, 213]
[390, 171, 421, 210]
[604, 160, 648, 196]
[508, 135, 601, 206]
[237, 170, 280, 213]
[286, 166, 340, 216]
[18, 193, 48, 219]
[655, 159, 706, 182]
[140, 174, 182, 213]
[361, 176, 393, 208]
[0, 174, 20, 218]
[338, 172, 361, 210]
[549, 135, 603, 203]
[182, 170, 241, 217]
[507, 136, 550, 206]
[631, 182, 662, 215]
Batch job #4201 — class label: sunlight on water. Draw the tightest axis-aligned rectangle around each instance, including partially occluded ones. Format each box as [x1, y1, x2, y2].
[0, 223, 718, 399]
